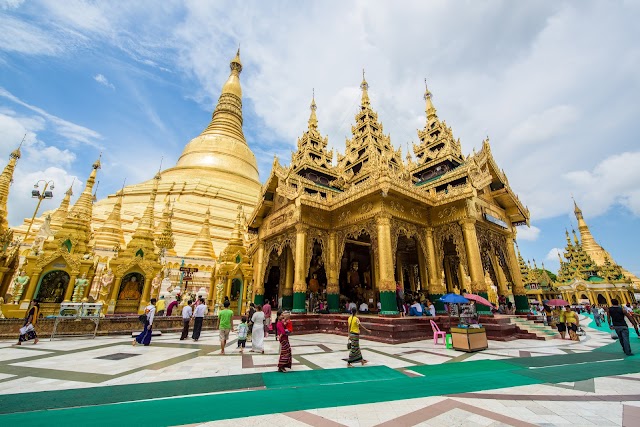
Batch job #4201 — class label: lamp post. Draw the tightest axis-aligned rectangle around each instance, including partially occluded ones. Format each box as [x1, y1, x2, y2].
[22, 179, 55, 246]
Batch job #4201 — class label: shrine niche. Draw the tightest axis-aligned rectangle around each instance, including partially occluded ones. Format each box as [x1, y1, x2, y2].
[35, 270, 69, 304]
[115, 271, 144, 314]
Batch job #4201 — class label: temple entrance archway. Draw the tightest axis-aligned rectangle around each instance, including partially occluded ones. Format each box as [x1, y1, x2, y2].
[115, 271, 144, 314]
[35, 270, 69, 304]
[340, 234, 373, 306]
[230, 277, 243, 315]
[442, 237, 463, 294]
[597, 294, 607, 305]
[395, 235, 421, 293]
[264, 265, 281, 306]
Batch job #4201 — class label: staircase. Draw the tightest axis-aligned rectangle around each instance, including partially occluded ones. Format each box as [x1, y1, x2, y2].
[507, 316, 558, 340]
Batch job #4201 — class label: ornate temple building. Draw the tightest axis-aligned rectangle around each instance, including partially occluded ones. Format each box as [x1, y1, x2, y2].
[1, 50, 262, 316]
[249, 75, 531, 314]
[518, 248, 559, 304]
[554, 201, 639, 306]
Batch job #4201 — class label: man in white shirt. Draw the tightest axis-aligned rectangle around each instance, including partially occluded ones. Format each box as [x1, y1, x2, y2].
[377, 301, 382, 311]
[133, 298, 156, 346]
[427, 299, 436, 317]
[180, 300, 193, 340]
[359, 302, 369, 313]
[409, 300, 423, 316]
[192, 298, 207, 341]
[348, 301, 357, 312]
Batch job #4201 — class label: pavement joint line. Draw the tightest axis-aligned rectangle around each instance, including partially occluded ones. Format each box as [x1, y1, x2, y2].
[528, 358, 625, 369]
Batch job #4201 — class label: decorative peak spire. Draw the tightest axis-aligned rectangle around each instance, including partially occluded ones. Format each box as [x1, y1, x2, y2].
[557, 250, 564, 264]
[424, 78, 437, 121]
[230, 47, 242, 74]
[229, 204, 245, 244]
[94, 186, 125, 249]
[0, 141, 23, 233]
[360, 69, 370, 108]
[572, 229, 580, 245]
[573, 197, 583, 219]
[65, 179, 75, 197]
[308, 89, 318, 130]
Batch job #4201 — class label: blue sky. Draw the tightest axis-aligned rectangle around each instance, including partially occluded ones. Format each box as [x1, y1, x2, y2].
[0, 1, 638, 276]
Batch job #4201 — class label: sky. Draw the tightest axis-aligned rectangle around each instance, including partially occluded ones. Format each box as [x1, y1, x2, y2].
[0, 1, 638, 276]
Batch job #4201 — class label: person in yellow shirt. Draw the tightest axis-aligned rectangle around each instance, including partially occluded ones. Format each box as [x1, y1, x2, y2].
[555, 307, 566, 339]
[156, 296, 166, 316]
[344, 307, 370, 367]
[564, 305, 579, 341]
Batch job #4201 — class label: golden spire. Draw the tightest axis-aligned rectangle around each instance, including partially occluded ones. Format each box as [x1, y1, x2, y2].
[200, 49, 245, 141]
[132, 172, 160, 238]
[572, 229, 580, 245]
[424, 78, 438, 122]
[186, 208, 215, 259]
[156, 203, 176, 257]
[308, 89, 318, 130]
[0, 141, 22, 233]
[360, 69, 370, 108]
[50, 181, 74, 232]
[229, 205, 245, 245]
[557, 250, 564, 265]
[94, 189, 125, 249]
[67, 156, 100, 222]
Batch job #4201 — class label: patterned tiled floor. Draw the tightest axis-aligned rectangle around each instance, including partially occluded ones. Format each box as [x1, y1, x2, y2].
[0, 315, 639, 426]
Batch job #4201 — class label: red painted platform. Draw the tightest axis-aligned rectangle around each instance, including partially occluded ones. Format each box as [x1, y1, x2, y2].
[289, 314, 540, 344]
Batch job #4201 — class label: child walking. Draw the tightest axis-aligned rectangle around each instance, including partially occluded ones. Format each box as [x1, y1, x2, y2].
[237, 316, 249, 353]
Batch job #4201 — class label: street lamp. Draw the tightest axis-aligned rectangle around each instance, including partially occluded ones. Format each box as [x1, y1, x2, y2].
[22, 179, 55, 246]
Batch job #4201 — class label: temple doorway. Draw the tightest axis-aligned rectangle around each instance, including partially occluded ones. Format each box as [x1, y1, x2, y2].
[597, 294, 607, 305]
[264, 265, 281, 307]
[230, 277, 243, 314]
[35, 270, 69, 304]
[442, 238, 463, 294]
[307, 240, 326, 296]
[339, 234, 373, 305]
[395, 235, 421, 293]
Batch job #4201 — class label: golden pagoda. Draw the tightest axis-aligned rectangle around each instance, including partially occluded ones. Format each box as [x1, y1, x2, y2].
[249, 77, 530, 314]
[11, 49, 262, 296]
[554, 200, 638, 305]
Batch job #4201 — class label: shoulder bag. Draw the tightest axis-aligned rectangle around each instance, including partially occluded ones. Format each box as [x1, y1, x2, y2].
[347, 316, 353, 350]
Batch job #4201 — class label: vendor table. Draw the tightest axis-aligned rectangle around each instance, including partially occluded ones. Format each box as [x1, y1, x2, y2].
[51, 303, 102, 340]
[450, 327, 488, 352]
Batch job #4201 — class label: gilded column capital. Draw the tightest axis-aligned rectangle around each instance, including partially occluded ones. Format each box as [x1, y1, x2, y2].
[293, 281, 307, 293]
[425, 226, 434, 237]
[295, 223, 308, 233]
[326, 282, 339, 295]
[458, 218, 476, 228]
[376, 213, 392, 226]
[378, 279, 396, 292]
[282, 288, 293, 296]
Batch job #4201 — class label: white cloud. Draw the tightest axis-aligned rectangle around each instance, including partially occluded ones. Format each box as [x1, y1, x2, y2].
[517, 225, 541, 241]
[94, 74, 115, 89]
[564, 151, 640, 217]
[0, 14, 64, 55]
[546, 247, 563, 262]
[0, 87, 102, 147]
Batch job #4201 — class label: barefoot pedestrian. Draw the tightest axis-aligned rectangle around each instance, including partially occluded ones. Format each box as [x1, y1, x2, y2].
[344, 307, 369, 367]
[16, 300, 40, 345]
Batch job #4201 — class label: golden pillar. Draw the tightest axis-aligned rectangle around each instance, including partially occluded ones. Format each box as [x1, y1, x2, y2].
[459, 220, 484, 292]
[376, 214, 397, 314]
[327, 231, 340, 312]
[283, 247, 294, 310]
[63, 274, 78, 302]
[139, 275, 153, 313]
[21, 271, 42, 306]
[417, 244, 427, 291]
[107, 275, 122, 314]
[505, 233, 528, 313]
[604, 292, 612, 306]
[425, 228, 443, 295]
[536, 294, 542, 304]
[253, 242, 265, 305]
[292, 224, 308, 313]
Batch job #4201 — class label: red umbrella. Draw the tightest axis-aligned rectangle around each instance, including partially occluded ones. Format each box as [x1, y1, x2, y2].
[463, 293, 495, 308]
[546, 299, 569, 307]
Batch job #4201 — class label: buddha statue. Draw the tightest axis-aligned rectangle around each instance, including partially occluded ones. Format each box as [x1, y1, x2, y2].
[119, 275, 142, 300]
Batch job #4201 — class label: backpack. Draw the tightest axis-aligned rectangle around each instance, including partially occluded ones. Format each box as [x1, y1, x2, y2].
[138, 314, 148, 324]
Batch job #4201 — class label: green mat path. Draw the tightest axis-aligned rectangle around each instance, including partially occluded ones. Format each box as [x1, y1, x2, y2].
[1, 340, 639, 426]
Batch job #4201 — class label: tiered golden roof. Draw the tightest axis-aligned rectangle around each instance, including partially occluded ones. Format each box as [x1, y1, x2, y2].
[49, 183, 73, 233]
[93, 189, 125, 250]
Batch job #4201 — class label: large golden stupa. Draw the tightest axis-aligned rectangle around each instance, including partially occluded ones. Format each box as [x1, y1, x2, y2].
[16, 50, 261, 259]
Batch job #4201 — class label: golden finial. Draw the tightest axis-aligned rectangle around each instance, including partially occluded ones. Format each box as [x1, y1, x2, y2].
[230, 47, 242, 73]
[308, 89, 318, 130]
[93, 153, 102, 170]
[10, 134, 25, 159]
[66, 178, 75, 196]
[92, 180, 100, 203]
[423, 78, 437, 120]
[154, 157, 163, 180]
[360, 69, 370, 107]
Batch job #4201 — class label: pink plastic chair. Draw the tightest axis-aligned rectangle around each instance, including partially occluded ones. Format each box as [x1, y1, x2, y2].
[430, 320, 446, 345]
